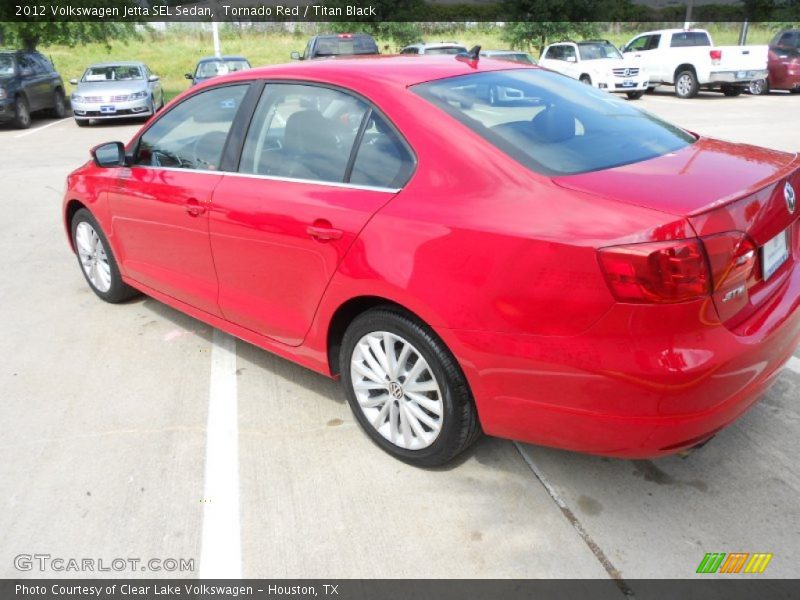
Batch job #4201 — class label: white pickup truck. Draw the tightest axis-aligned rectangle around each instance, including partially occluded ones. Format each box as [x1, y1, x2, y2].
[620, 29, 768, 98]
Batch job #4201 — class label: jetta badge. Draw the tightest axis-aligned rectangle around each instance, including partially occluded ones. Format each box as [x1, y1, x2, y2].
[785, 182, 796, 215]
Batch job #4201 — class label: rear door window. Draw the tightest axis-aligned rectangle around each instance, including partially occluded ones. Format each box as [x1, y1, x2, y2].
[349, 112, 414, 188]
[238, 83, 368, 183]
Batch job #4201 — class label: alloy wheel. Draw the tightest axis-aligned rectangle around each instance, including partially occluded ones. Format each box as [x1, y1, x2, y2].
[75, 221, 112, 292]
[350, 331, 443, 450]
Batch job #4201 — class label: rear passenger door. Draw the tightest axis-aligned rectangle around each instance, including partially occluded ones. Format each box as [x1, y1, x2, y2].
[209, 83, 415, 345]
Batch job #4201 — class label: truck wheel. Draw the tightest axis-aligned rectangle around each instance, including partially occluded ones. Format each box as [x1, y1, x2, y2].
[675, 70, 699, 99]
[626, 91, 645, 100]
[748, 79, 768, 95]
[579, 75, 592, 85]
[721, 85, 742, 97]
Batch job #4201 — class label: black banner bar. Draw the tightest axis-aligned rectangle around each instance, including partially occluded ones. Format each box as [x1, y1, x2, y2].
[1, 0, 799, 23]
[3, 579, 800, 600]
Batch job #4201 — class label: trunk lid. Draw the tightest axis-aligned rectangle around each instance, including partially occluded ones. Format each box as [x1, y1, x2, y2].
[555, 138, 800, 327]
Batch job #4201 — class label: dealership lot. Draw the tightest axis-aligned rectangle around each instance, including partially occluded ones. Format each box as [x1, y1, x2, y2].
[1, 89, 798, 583]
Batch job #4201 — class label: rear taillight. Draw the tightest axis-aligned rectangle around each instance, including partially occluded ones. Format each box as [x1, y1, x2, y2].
[710, 49, 722, 65]
[598, 239, 710, 303]
[701, 231, 759, 320]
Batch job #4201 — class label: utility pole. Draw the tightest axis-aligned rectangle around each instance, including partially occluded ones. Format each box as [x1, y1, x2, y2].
[684, 0, 693, 29]
[212, 21, 221, 58]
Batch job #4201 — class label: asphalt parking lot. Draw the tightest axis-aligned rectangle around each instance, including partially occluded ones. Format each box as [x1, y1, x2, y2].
[1, 88, 799, 584]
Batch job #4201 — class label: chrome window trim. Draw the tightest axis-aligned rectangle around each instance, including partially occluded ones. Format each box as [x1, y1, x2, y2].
[128, 165, 400, 194]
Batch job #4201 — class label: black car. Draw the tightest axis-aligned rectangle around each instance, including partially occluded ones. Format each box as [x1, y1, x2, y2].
[291, 34, 380, 60]
[0, 50, 66, 128]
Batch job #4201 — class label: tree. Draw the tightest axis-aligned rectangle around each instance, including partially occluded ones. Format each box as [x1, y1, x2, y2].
[0, 22, 138, 51]
[502, 22, 601, 53]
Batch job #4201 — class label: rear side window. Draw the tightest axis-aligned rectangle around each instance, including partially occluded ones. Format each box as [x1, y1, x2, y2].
[544, 46, 562, 60]
[135, 85, 248, 171]
[349, 113, 414, 188]
[670, 32, 711, 47]
[413, 69, 695, 176]
[239, 84, 368, 183]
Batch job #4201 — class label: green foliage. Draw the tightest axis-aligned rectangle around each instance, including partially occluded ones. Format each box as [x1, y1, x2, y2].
[329, 22, 423, 48]
[0, 21, 138, 51]
[502, 22, 601, 52]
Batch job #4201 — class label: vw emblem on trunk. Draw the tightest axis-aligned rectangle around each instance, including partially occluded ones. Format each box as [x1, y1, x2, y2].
[785, 182, 796, 215]
[623, 68, 631, 78]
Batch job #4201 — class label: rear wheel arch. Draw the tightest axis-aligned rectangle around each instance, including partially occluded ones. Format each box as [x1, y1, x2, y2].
[327, 296, 413, 376]
[673, 63, 697, 82]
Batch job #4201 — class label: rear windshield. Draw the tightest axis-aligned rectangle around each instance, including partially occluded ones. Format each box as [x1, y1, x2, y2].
[425, 46, 467, 55]
[412, 69, 695, 176]
[670, 32, 711, 47]
[83, 65, 143, 81]
[196, 59, 250, 78]
[315, 36, 379, 57]
[0, 55, 15, 76]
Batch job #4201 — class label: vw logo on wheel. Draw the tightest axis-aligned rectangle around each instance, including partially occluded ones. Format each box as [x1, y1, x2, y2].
[389, 381, 404, 399]
[785, 182, 796, 214]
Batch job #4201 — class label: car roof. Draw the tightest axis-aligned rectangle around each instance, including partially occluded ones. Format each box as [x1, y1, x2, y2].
[210, 55, 532, 91]
[85, 61, 145, 68]
[198, 55, 249, 62]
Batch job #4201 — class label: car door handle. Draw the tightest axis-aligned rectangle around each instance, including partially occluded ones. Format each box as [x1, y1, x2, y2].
[185, 198, 206, 217]
[307, 224, 343, 241]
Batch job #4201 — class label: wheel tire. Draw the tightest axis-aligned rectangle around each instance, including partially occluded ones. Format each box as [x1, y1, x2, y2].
[749, 78, 768, 95]
[13, 96, 31, 129]
[579, 75, 592, 86]
[675, 70, 699, 99]
[51, 89, 67, 118]
[626, 91, 645, 100]
[340, 308, 481, 467]
[70, 208, 138, 303]
[75, 118, 89, 127]
[790, 89, 800, 95]
[721, 85, 743, 97]
[645, 86, 657, 94]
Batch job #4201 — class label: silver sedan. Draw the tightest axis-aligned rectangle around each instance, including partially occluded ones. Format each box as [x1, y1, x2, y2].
[70, 62, 164, 126]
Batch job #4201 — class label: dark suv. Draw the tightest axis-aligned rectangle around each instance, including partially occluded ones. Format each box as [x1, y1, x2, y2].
[0, 50, 66, 128]
[290, 34, 380, 60]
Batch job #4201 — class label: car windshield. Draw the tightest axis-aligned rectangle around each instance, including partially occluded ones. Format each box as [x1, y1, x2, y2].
[500, 53, 536, 64]
[413, 69, 695, 176]
[0, 55, 15, 76]
[83, 65, 143, 82]
[315, 36, 379, 57]
[426, 46, 467, 55]
[196, 59, 250, 78]
[578, 42, 623, 60]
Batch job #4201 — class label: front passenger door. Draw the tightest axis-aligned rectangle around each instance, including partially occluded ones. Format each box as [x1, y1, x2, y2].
[107, 84, 250, 315]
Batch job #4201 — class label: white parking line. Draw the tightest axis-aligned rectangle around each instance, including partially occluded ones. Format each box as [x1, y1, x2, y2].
[13, 117, 71, 138]
[786, 356, 800, 375]
[199, 329, 242, 578]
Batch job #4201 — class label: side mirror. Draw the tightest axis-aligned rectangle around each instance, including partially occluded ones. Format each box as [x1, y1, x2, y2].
[91, 142, 126, 168]
[69, 78, 78, 85]
[184, 73, 193, 80]
[148, 74, 160, 82]
[290, 51, 301, 60]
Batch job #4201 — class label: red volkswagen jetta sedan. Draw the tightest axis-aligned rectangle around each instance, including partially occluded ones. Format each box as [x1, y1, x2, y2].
[63, 56, 800, 466]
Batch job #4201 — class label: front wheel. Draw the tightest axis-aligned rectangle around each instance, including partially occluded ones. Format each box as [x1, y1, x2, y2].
[71, 208, 138, 303]
[340, 308, 481, 467]
[579, 75, 592, 86]
[675, 70, 699, 98]
[13, 97, 31, 128]
[748, 78, 768, 95]
[626, 91, 645, 100]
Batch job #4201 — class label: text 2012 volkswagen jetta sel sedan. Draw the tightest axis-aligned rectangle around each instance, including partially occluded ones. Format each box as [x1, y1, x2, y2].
[63, 56, 800, 466]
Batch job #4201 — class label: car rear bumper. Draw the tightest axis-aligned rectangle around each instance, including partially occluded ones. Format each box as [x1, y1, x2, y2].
[770, 68, 800, 91]
[446, 258, 800, 458]
[708, 69, 769, 84]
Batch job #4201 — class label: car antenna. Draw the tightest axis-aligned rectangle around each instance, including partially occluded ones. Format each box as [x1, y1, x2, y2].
[457, 45, 481, 67]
